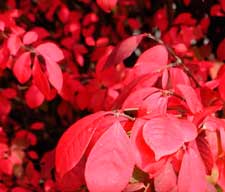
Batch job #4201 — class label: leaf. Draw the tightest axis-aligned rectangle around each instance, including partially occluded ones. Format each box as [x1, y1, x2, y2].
[1, 88, 17, 99]
[221, 0, 225, 12]
[103, 34, 146, 70]
[154, 161, 177, 192]
[217, 157, 225, 191]
[85, 115, 121, 156]
[143, 116, 197, 160]
[169, 68, 191, 88]
[217, 38, 225, 61]
[178, 141, 207, 192]
[55, 111, 105, 178]
[122, 87, 159, 109]
[36, 42, 64, 62]
[176, 84, 203, 114]
[133, 45, 168, 76]
[85, 121, 135, 192]
[112, 73, 158, 109]
[139, 91, 168, 116]
[220, 127, 225, 153]
[7, 34, 21, 56]
[13, 52, 32, 84]
[161, 69, 168, 89]
[131, 118, 167, 176]
[0, 159, 13, 175]
[25, 84, 44, 109]
[57, 158, 86, 191]
[45, 57, 63, 92]
[0, 94, 11, 117]
[196, 132, 213, 174]
[96, 0, 118, 12]
[40, 150, 55, 179]
[219, 71, 225, 101]
[32, 57, 51, 98]
[130, 118, 156, 171]
[23, 31, 38, 45]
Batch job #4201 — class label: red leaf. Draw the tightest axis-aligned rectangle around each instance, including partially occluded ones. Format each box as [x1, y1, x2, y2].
[217, 38, 225, 61]
[221, 0, 225, 12]
[143, 116, 197, 160]
[103, 34, 146, 70]
[131, 118, 168, 177]
[7, 35, 21, 55]
[154, 161, 177, 192]
[1, 88, 17, 99]
[217, 157, 225, 190]
[85, 115, 121, 156]
[174, 13, 196, 25]
[130, 118, 156, 172]
[178, 141, 207, 192]
[183, 0, 191, 6]
[139, 91, 168, 116]
[0, 94, 11, 117]
[96, 48, 126, 86]
[122, 87, 159, 109]
[112, 74, 153, 109]
[58, 5, 70, 23]
[30, 122, 44, 131]
[85, 121, 135, 192]
[0, 159, 13, 175]
[220, 127, 225, 152]
[133, 45, 168, 76]
[176, 84, 203, 113]
[36, 42, 64, 62]
[23, 31, 38, 45]
[40, 150, 55, 179]
[161, 69, 168, 89]
[196, 132, 213, 174]
[0, 42, 10, 70]
[57, 158, 86, 191]
[96, 0, 118, 12]
[219, 71, 225, 100]
[170, 68, 191, 88]
[32, 57, 51, 98]
[45, 57, 63, 92]
[55, 111, 105, 178]
[13, 52, 32, 84]
[25, 84, 44, 108]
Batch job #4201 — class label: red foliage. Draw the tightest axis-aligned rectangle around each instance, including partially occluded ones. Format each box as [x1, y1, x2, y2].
[0, 0, 225, 191]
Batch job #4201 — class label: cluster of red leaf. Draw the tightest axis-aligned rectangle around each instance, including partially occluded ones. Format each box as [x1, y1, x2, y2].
[0, 0, 225, 191]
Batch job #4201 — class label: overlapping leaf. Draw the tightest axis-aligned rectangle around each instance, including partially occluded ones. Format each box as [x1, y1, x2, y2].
[143, 116, 197, 160]
[96, 0, 118, 12]
[103, 34, 146, 70]
[133, 45, 168, 76]
[25, 84, 44, 108]
[13, 52, 31, 84]
[55, 111, 105, 178]
[178, 141, 207, 192]
[32, 57, 51, 98]
[154, 161, 177, 192]
[176, 84, 203, 113]
[36, 42, 64, 62]
[130, 118, 167, 176]
[85, 121, 135, 192]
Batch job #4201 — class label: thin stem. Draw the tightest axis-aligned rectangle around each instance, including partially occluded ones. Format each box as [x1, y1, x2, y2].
[162, 89, 185, 101]
[112, 110, 136, 121]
